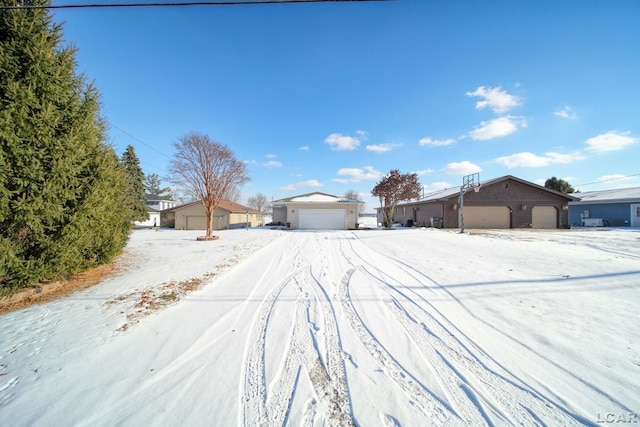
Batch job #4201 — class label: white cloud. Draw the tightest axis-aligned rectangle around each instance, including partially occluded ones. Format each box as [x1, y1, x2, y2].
[442, 161, 482, 175]
[495, 151, 579, 168]
[299, 146, 310, 151]
[422, 181, 452, 192]
[332, 166, 382, 184]
[366, 143, 402, 153]
[366, 144, 391, 153]
[597, 174, 632, 183]
[466, 86, 521, 113]
[264, 160, 282, 168]
[279, 179, 323, 191]
[585, 131, 638, 153]
[414, 169, 434, 176]
[418, 137, 456, 147]
[468, 116, 526, 140]
[265, 153, 276, 159]
[554, 106, 577, 120]
[324, 132, 362, 151]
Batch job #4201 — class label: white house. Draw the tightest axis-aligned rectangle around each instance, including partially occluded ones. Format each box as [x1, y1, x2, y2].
[271, 192, 363, 230]
[134, 194, 177, 228]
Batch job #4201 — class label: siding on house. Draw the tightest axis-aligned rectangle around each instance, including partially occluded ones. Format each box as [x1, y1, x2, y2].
[568, 186, 640, 227]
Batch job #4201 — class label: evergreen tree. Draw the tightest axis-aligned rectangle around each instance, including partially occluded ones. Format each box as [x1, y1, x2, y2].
[0, 0, 131, 292]
[121, 145, 148, 222]
[544, 176, 575, 194]
[143, 173, 172, 199]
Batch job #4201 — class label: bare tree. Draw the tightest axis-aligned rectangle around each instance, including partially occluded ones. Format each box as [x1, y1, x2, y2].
[247, 192, 269, 213]
[169, 131, 250, 238]
[344, 189, 365, 214]
[371, 169, 421, 228]
[223, 185, 241, 203]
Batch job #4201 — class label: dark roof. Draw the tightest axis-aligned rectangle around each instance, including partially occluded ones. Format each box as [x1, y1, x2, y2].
[145, 193, 174, 202]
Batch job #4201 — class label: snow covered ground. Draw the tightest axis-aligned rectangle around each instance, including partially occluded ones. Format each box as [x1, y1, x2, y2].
[1, 226, 639, 426]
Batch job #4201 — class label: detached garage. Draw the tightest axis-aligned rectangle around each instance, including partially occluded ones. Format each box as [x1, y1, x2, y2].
[272, 192, 363, 230]
[171, 200, 263, 230]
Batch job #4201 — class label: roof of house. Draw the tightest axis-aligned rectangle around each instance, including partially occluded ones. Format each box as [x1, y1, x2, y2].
[217, 200, 263, 214]
[570, 186, 640, 204]
[145, 193, 175, 202]
[171, 200, 262, 214]
[273, 191, 362, 204]
[377, 175, 578, 209]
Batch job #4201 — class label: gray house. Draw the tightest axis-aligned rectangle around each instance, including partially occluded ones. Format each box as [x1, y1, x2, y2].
[568, 186, 640, 227]
[380, 175, 578, 229]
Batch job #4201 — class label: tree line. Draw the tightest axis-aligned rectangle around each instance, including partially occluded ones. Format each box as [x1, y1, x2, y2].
[1, 1, 250, 293]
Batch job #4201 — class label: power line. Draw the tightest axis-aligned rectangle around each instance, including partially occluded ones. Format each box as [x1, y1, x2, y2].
[575, 173, 640, 188]
[111, 124, 172, 160]
[1, 0, 394, 10]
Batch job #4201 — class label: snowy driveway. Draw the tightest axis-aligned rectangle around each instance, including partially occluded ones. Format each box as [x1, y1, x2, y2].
[1, 228, 639, 426]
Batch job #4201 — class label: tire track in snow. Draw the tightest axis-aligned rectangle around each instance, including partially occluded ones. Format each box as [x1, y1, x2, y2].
[340, 232, 586, 425]
[241, 233, 353, 426]
[337, 267, 458, 426]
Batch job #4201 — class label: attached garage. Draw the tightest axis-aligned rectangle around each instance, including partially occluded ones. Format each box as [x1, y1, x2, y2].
[532, 206, 557, 229]
[462, 206, 510, 228]
[299, 209, 346, 230]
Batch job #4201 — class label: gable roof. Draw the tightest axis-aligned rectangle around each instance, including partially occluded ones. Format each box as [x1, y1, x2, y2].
[273, 191, 362, 204]
[379, 175, 578, 208]
[171, 200, 262, 214]
[570, 186, 640, 204]
[217, 200, 262, 214]
[145, 193, 175, 202]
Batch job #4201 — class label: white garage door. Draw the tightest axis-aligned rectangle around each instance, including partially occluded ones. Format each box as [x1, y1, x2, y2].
[299, 209, 346, 230]
[462, 206, 510, 228]
[532, 206, 557, 229]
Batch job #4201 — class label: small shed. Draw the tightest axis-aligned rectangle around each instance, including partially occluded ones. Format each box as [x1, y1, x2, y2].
[383, 175, 578, 229]
[568, 186, 640, 227]
[272, 192, 363, 230]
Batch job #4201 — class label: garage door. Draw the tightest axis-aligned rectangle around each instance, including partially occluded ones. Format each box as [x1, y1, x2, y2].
[299, 209, 346, 230]
[532, 206, 557, 229]
[462, 206, 510, 228]
[186, 216, 208, 230]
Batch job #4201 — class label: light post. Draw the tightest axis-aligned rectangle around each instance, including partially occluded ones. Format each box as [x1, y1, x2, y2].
[458, 173, 480, 233]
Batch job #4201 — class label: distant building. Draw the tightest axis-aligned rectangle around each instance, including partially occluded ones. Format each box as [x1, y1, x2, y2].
[134, 194, 177, 228]
[170, 200, 263, 230]
[569, 186, 640, 227]
[382, 175, 578, 229]
[271, 192, 363, 230]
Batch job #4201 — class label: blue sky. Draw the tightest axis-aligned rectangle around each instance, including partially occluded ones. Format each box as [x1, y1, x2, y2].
[52, 0, 640, 211]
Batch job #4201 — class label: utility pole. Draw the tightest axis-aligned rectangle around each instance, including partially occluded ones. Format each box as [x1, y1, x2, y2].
[458, 173, 481, 233]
